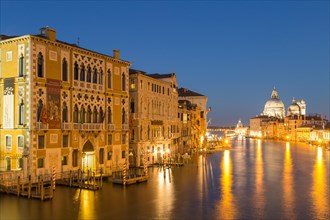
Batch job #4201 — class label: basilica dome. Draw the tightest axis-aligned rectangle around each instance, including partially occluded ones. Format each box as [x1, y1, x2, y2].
[287, 98, 301, 116]
[262, 88, 285, 118]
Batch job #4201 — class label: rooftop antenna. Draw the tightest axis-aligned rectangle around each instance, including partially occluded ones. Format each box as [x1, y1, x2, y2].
[77, 37, 80, 46]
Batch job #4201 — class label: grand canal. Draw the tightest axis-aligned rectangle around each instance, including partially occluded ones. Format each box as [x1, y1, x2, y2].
[1, 138, 329, 220]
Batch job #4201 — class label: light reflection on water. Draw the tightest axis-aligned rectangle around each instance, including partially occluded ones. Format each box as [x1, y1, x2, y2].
[283, 142, 296, 219]
[218, 150, 237, 219]
[0, 139, 329, 220]
[311, 147, 328, 220]
[254, 140, 265, 217]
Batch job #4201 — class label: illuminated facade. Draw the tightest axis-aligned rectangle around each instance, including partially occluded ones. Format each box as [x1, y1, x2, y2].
[178, 88, 208, 148]
[0, 27, 130, 177]
[128, 69, 179, 166]
[262, 87, 285, 118]
[234, 119, 248, 136]
[178, 100, 201, 154]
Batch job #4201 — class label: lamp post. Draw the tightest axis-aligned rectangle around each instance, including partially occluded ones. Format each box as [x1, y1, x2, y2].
[82, 152, 86, 173]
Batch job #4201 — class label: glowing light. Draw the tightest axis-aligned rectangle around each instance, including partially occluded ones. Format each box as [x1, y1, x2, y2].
[283, 141, 295, 219]
[218, 150, 236, 219]
[311, 147, 327, 219]
[254, 140, 265, 216]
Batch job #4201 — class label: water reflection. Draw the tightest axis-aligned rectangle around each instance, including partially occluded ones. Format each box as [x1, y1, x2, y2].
[311, 147, 328, 219]
[218, 150, 236, 219]
[74, 189, 95, 219]
[283, 142, 296, 219]
[155, 167, 174, 218]
[254, 140, 265, 217]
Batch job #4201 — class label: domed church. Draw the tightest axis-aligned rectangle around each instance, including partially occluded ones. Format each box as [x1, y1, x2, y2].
[262, 87, 285, 118]
[287, 97, 306, 117]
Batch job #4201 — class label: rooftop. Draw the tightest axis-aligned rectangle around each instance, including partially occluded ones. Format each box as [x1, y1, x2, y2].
[178, 88, 205, 97]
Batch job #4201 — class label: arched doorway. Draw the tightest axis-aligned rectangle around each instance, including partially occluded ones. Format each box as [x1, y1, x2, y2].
[82, 140, 95, 172]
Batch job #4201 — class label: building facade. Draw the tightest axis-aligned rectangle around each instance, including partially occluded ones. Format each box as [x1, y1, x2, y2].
[128, 69, 179, 166]
[0, 27, 130, 178]
[178, 100, 201, 154]
[178, 88, 208, 149]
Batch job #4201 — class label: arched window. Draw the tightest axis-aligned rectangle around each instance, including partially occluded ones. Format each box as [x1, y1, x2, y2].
[74, 62, 79, 80]
[37, 100, 43, 121]
[122, 73, 126, 91]
[122, 108, 126, 124]
[17, 136, 24, 153]
[18, 158, 23, 169]
[80, 64, 85, 81]
[99, 69, 103, 85]
[131, 128, 135, 141]
[62, 102, 68, 122]
[37, 52, 44, 77]
[80, 106, 85, 123]
[107, 107, 112, 124]
[107, 69, 111, 88]
[87, 106, 92, 123]
[93, 68, 98, 84]
[130, 98, 135, 113]
[19, 100, 24, 125]
[19, 53, 24, 77]
[73, 105, 79, 123]
[86, 66, 92, 83]
[62, 58, 68, 81]
[93, 106, 98, 123]
[99, 107, 104, 123]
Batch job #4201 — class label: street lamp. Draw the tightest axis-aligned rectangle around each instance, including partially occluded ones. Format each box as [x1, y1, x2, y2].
[82, 152, 86, 172]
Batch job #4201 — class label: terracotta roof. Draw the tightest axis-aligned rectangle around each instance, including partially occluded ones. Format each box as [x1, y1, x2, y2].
[0, 35, 17, 40]
[129, 68, 146, 75]
[178, 88, 205, 97]
[146, 73, 176, 79]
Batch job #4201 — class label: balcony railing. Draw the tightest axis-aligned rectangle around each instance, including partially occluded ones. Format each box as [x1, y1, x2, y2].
[62, 122, 72, 130]
[73, 80, 104, 92]
[72, 123, 104, 130]
[35, 122, 48, 130]
[107, 124, 115, 130]
[122, 124, 129, 130]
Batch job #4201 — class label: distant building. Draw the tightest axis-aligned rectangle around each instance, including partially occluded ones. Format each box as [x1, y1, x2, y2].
[235, 119, 248, 136]
[262, 87, 285, 118]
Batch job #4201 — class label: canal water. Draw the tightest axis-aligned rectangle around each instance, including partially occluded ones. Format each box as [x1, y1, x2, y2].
[1, 139, 329, 220]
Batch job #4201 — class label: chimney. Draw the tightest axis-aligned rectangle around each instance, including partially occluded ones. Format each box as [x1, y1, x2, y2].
[113, 49, 120, 59]
[40, 26, 56, 41]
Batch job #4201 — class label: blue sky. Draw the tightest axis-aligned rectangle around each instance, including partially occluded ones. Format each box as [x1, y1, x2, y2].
[1, 1, 329, 126]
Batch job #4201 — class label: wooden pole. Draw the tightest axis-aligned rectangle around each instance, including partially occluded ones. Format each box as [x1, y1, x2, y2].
[17, 176, 20, 197]
[100, 169, 103, 188]
[37, 176, 41, 194]
[41, 177, 44, 200]
[69, 170, 72, 187]
[28, 175, 31, 199]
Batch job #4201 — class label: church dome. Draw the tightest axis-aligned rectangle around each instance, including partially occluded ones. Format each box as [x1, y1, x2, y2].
[262, 87, 285, 118]
[288, 98, 301, 116]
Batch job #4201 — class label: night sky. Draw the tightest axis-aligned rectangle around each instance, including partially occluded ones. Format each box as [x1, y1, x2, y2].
[1, 1, 329, 126]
